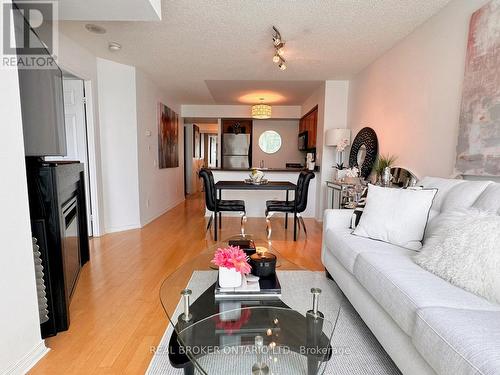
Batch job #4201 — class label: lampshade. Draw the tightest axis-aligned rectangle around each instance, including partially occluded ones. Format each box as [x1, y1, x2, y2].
[325, 128, 351, 146]
[251, 104, 272, 119]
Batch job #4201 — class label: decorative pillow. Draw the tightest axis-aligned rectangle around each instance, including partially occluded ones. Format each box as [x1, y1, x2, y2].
[353, 184, 437, 250]
[414, 209, 500, 304]
[350, 187, 368, 229]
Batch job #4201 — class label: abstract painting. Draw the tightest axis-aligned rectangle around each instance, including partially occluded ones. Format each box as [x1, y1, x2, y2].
[158, 103, 179, 169]
[456, 0, 500, 176]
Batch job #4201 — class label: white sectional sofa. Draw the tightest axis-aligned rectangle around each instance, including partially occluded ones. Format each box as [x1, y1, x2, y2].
[321, 177, 500, 375]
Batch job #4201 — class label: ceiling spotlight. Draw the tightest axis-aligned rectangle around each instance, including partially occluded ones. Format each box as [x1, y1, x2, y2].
[272, 26, 282, 46]
[272, 26, 287, 70]
[108, 42, 122, 52]
[85, 23, 106, 34]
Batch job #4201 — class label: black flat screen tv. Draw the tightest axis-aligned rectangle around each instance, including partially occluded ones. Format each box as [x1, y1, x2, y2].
[15, 5, 66, 157]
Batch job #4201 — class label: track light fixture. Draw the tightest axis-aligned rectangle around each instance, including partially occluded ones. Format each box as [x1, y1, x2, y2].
[272, 26, 287, 70]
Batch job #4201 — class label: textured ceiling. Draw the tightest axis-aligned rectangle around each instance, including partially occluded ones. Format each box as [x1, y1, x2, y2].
[205, 80, 323, 105]
[58, 0, 161, 21]
[59, 0, 452, 105]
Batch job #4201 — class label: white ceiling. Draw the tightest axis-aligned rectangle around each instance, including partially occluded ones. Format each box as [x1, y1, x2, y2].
[58, 0, 161, 21]
[59, 0, 452, 105]
[205, 80, 323, 105]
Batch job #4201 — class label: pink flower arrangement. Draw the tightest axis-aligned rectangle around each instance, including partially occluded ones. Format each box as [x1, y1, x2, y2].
[211, 245, 251, 274]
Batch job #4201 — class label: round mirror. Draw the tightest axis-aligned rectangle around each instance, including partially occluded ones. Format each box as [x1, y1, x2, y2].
[349, 127, 378, 179]
[258, 130, 282, 154]
[357, 145, 367, 166]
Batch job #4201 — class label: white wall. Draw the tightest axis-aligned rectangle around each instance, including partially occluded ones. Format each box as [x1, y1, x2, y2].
[97, 58, 141, 232]
[0, 65, 47, 374]
[182, 104, 302, 119]
[299, 81, 350, 221]
[135, 70, 185, 225]
[252, 120, 304, 168]
[183, 123, 204, 195]
[58, 32, 104, 236]
[319, 81, 350, 219]
[347, 0, 490, 179]
[301, 83, 326, 220]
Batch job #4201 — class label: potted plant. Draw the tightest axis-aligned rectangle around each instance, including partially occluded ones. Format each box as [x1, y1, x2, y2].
[375, 154, 397, 183]
[211, 245, 251, 288]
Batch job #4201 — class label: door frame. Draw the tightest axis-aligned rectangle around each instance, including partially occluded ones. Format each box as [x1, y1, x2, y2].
[59, 66, 102, 237]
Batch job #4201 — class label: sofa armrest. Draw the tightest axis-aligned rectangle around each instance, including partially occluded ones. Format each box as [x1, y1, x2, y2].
[323, 209, 354, 233]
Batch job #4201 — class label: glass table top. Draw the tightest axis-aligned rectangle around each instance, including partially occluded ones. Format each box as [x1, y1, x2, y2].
[159, 234, 341, 375]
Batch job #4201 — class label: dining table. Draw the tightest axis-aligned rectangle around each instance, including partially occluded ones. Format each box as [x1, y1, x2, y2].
[213, 180, 297, 241]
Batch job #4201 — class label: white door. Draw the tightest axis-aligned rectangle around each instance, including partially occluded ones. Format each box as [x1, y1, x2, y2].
[47, 79, 93, 235]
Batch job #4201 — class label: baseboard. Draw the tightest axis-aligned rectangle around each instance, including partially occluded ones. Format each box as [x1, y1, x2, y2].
[104, 223, 141, 234]
[141, 197, 185, 226]
[3, 341, 49, 375]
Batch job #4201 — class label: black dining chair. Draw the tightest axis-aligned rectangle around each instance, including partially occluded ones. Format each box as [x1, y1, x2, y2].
[199, 169, 247, 240]
[265, 171, 315, 241]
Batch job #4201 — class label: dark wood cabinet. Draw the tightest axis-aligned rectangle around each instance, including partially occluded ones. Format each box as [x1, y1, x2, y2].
[299, 106, 318, 150]
[221, 119, 252, 135]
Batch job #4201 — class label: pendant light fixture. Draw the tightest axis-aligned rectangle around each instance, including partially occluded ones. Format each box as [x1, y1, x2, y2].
[252, 99, 272, 119]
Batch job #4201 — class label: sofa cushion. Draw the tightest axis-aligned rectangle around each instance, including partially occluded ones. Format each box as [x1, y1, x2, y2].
[353, 184, 437, 250]
[324, 228, 412, 274]
[415, 209, 500, 304]
[472, 183, 500, 214]
[420, 177, 492, 234]
[419, 177, 465, 221]
[413, 307, 500, 375]
[353, 252, 500, 336]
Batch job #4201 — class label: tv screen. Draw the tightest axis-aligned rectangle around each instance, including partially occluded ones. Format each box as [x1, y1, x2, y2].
[14, 5, 66, 157]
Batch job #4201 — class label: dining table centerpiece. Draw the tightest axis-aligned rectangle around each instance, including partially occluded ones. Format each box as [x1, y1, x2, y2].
[249, 168, 265, 183]
[211, 245, 252, 288]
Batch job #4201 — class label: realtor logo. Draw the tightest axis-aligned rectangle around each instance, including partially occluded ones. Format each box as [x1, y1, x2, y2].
[1, 0, 58, 69]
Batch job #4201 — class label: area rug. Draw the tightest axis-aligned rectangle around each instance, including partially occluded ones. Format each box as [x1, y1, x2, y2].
[146, 271, 400, 374]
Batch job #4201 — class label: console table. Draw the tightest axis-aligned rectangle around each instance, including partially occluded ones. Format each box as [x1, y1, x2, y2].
[326, 181, 357, 209]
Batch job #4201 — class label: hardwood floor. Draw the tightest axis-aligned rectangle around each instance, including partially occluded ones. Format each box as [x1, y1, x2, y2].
[30, 193, 324, 374]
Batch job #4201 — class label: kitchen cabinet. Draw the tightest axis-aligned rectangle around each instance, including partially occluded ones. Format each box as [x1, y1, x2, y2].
[299, 106, 318, 150]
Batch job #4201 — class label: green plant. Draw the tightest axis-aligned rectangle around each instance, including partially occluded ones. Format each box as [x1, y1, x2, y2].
[375, 154, 398, 177]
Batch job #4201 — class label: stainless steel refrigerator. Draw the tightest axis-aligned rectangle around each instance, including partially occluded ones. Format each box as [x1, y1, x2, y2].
[223, 133, 251, 169]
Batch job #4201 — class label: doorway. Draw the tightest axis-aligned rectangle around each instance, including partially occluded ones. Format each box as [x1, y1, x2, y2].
[46, 76, 94, 236]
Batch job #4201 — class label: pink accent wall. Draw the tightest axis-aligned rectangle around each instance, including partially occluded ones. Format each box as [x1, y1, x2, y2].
[347, 0, 490, 179]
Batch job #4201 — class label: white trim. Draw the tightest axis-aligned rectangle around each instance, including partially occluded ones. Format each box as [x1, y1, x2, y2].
[141, 197, 185, 227]
[83, 80, 101, 236]
[104, 223, 142, 234]
[58, 64, 103, 237]
[3, 341, 49, 375]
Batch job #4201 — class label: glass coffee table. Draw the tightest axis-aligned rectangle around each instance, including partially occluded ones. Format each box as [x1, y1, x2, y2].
[159, 235, 341, 374]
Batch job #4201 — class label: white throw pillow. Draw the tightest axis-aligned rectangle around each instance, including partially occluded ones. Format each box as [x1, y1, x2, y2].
[414, 209, 500, 304]
[353, 184, 437, 250]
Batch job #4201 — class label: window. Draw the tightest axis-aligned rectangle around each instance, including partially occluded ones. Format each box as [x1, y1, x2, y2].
[258, 130, 282, 154]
